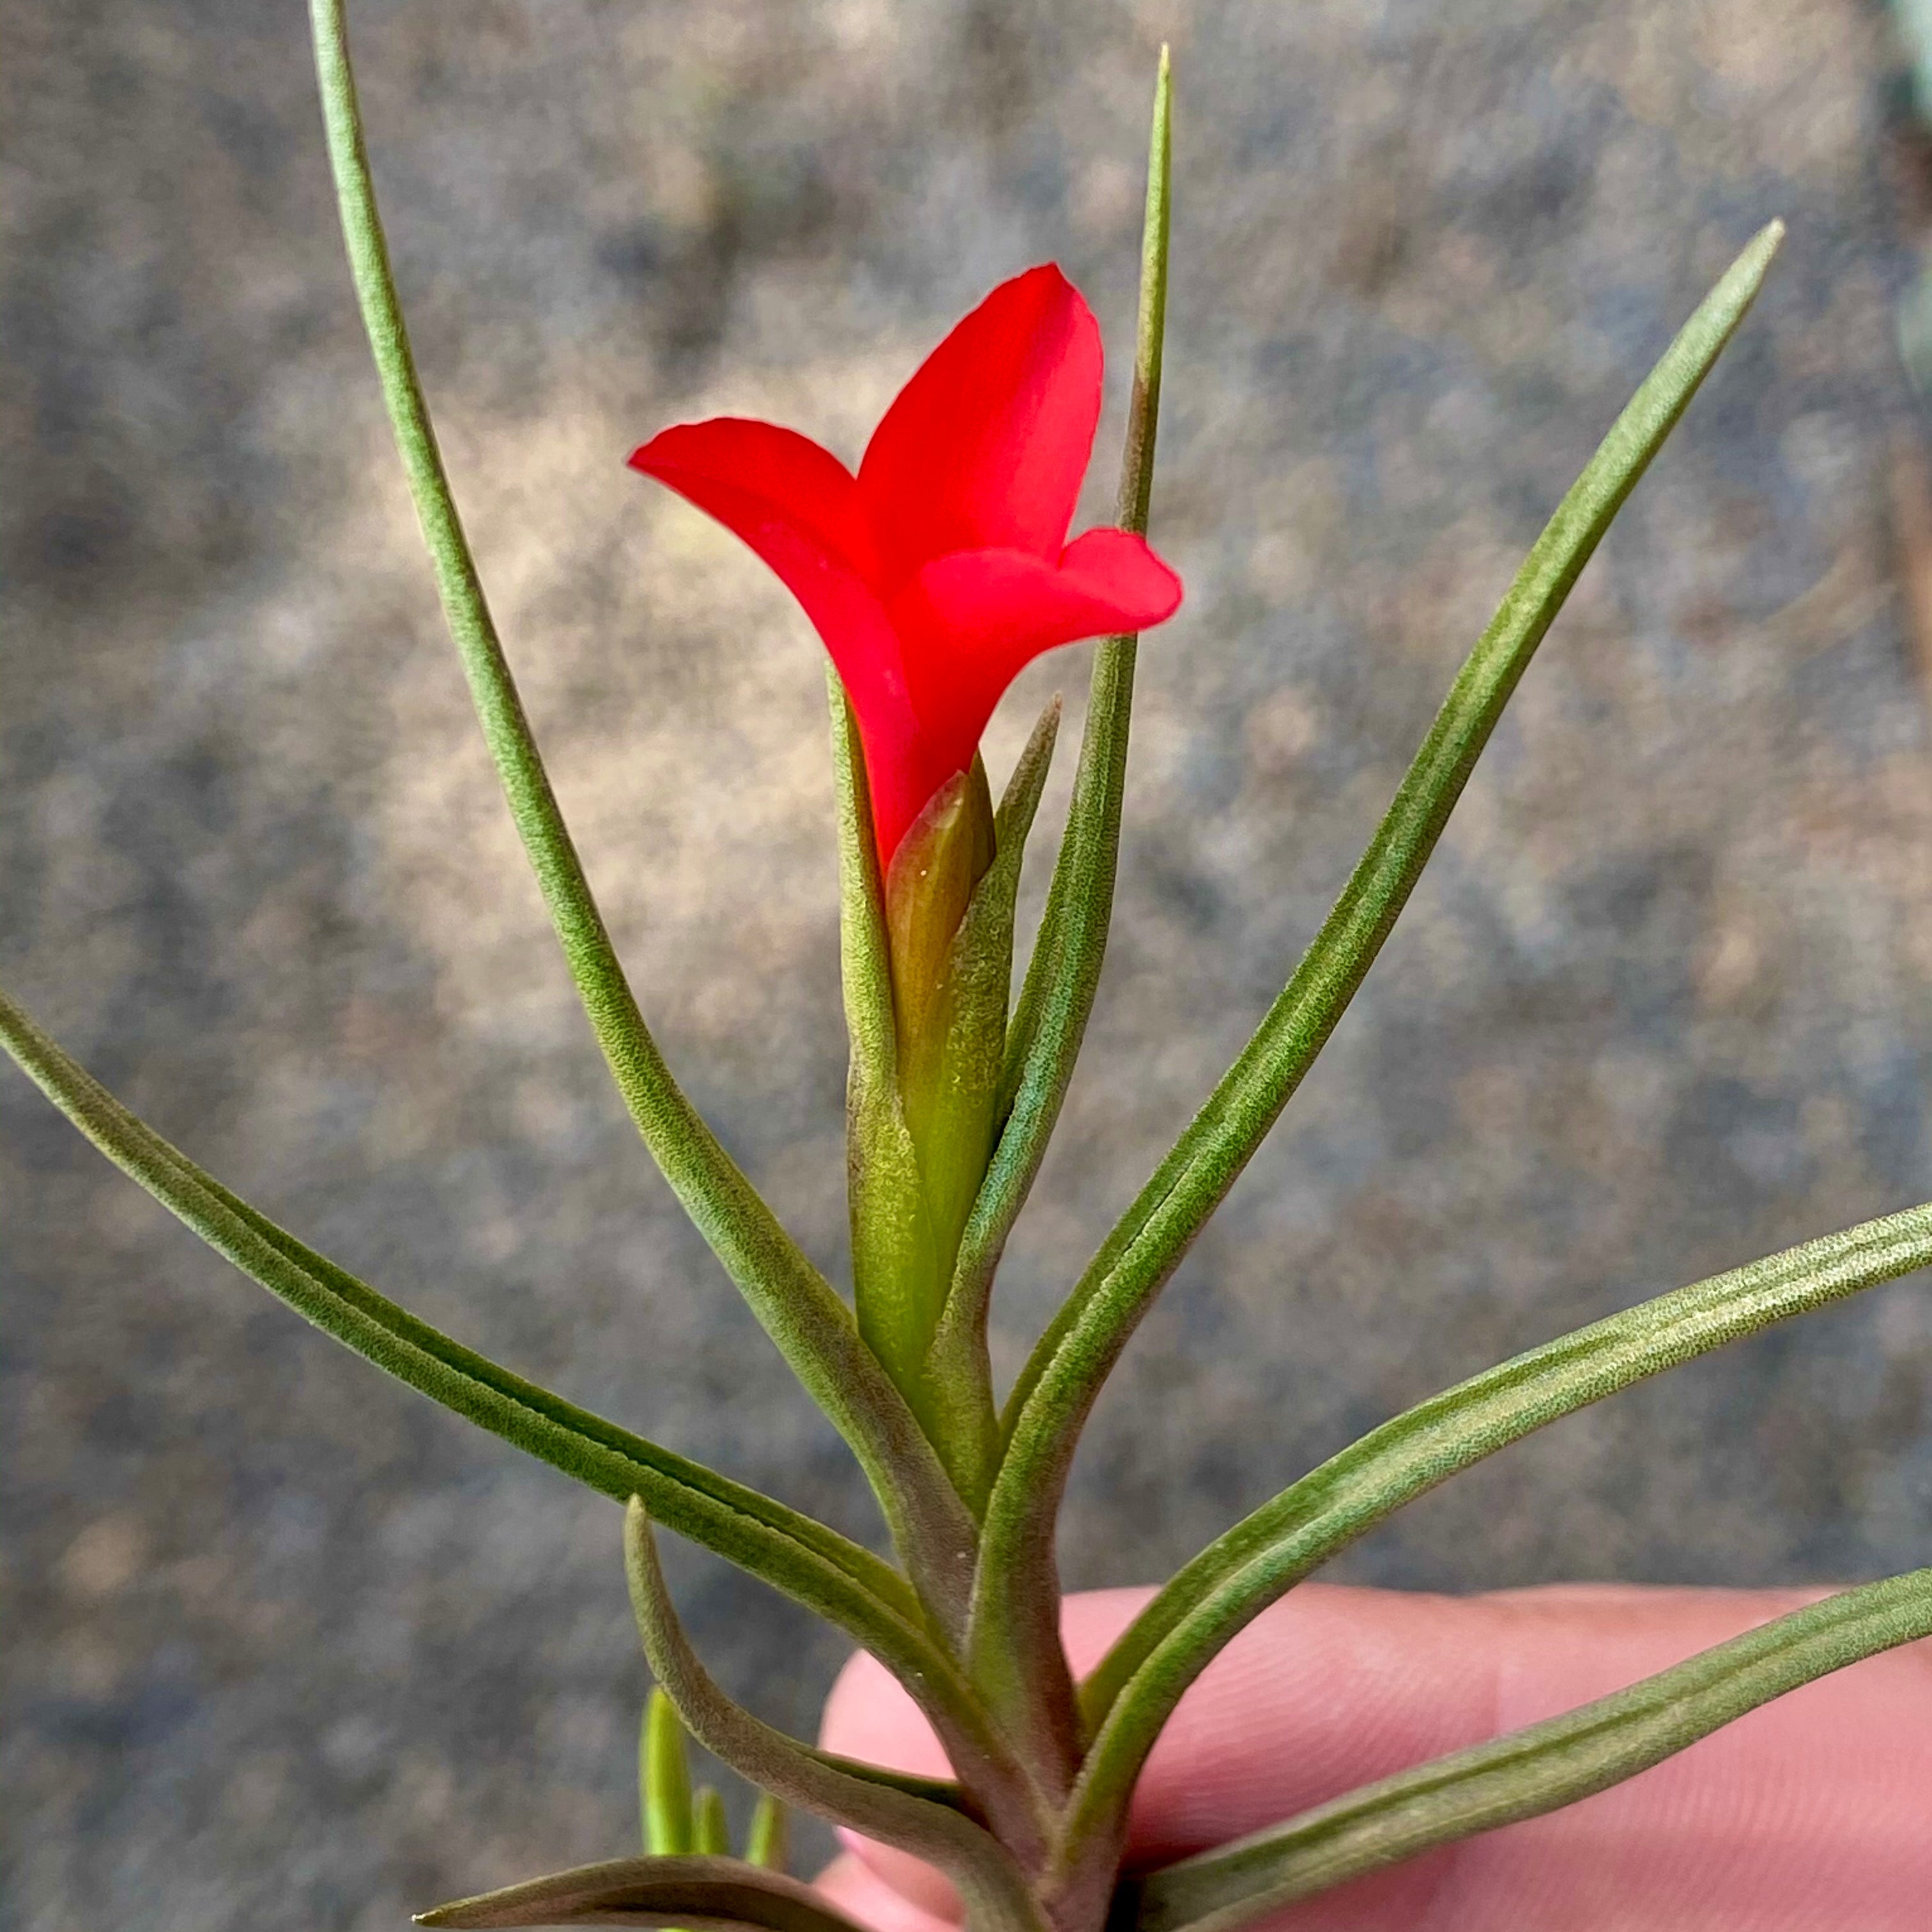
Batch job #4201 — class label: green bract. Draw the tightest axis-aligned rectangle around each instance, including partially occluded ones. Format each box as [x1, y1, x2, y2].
[2, 10, 1926, 1932]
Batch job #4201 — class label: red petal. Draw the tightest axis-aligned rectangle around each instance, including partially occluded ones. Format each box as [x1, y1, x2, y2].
[889, 529, 1184, 779]
[909, 528, 1184, 656]
[629, 418, 940, 863]
[857, 266, 1103, 587]
[629, 416, 881, 593]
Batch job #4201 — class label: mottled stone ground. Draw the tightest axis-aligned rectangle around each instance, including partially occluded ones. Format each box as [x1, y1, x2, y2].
[4, 2, 1929, 1927]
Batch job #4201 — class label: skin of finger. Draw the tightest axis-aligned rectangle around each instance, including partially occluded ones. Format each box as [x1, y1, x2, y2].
[817, 1851, 962, 1932]
[817, 1582, 1932, 1932]
[1416, 1581, 1932, 1932]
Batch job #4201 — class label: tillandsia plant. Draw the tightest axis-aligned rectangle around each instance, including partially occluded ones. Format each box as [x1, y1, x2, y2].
[5, 8, 1932, 1932]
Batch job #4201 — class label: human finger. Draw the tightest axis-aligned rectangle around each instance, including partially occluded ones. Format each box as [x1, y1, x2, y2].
[820, 1581, 1932, 1931]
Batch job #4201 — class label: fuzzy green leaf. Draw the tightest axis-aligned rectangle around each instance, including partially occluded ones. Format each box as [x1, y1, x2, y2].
[307, 0, 976, 1611]
[1124, 1568, 1932, 1932]
[827, 675, 982, 1625]
[967, 47, 1175, 1311]
[888, 761, 999, 1220]
[625, 1501, 1053, 1932]
[835, 673, 948, 1429]
[416, 1857, 870, 1932]
[946, 48, 1175, 1786]
[644, 1691, 695, 1857]
[0, 984, 983, 1691]
[693, 1791, 730, 1861]
[830, 670, 903, 1110]
[914, 697, 1062, 1508]
[1048, 1200, 1932, 1894]
[974, 220, 1787, 1733]
[744, 1797, 788, 1874]
[840, 684, 1061, 1508]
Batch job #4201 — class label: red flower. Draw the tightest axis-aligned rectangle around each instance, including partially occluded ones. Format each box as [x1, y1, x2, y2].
[628, 265, 1184, 866]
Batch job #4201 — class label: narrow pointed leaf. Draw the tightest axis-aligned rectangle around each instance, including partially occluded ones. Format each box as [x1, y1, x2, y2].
[916, 695, 1062, 1508]
[625, 1499, 1051, 1930]
[947, 46, 1174, 1782]
[1125, 1568, 1932, 1932]
[693, 1790, 730, 1860]
[838, 670, 946, 1408]
[968, 47, 1175, 1304]
[744, 1797, 788, 1874]
[307, 0, 974, 1604]
[1050, 1200, 1932, 1887]
[417, 1857, 871, 1932]
[912, 733, 1052, 1291]
[830, 670, 901, 1102]
[976, 221, 1787, 1719]
[839, 689, 1059, 1510]
[0, 984, 977, 1692]
[645, 1692, 695, 1857]
[886, 761, 997, 1209]
[829, 675, 978, 1627]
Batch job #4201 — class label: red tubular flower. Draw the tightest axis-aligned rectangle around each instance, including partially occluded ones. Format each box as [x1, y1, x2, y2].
[628, 264, 1184, 868]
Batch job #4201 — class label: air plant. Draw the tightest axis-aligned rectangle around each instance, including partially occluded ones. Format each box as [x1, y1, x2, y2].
[5, 8, 1929, 1932]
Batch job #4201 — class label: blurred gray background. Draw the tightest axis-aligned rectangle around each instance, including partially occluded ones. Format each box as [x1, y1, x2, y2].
[5, 1, 1931, 1927]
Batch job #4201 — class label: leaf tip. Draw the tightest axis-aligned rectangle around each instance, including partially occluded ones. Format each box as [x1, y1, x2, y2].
[1691, 219, 1785, 344]
[1731, 218, 1786, 295]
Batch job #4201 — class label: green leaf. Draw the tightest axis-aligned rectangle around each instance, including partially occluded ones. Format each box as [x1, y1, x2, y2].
[965, 46, 1175, 1315]
[1124, 1567, 1932, 1932]
[887, 762, 999, 1216]
[1, 983, 1067, 1832]
[693, 1791, 730, 1860]
[975, 220, 1787, 1736]
[946, 44, 1174, 1784]
[830, 669, 903, 1112]
[416, 1856, 871, 1932]
[0, 984, 979, 1686]
[744, 1797, 788, 1874]
[915, 698, 1062, 1510]
[644, 1691, 695, 1857]
[624, 1501, 1053, 1932]
[840, 685, 1061, 1511]
[305, 0, 975, 1614]
[827, 678, 981, 1625]
[897, 753, 1020, 1317]
[1048, 1200, 1932, 1894]
[835, 672, 947, 1441]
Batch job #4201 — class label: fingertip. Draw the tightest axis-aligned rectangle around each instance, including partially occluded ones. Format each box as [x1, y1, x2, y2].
[815, 1853, 962, 1932]
[818, 1647, 954, 1778]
